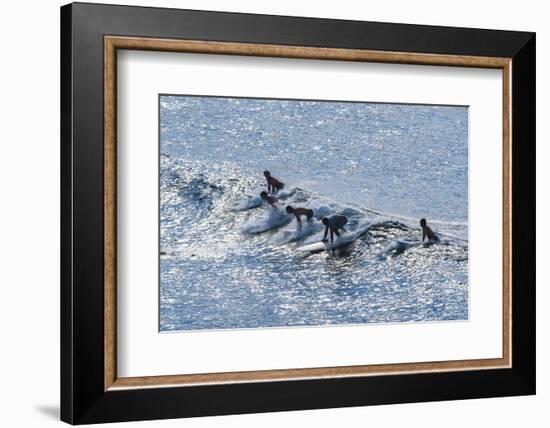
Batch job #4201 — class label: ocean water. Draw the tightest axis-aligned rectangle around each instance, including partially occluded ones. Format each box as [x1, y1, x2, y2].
[160, 95, 469, 332]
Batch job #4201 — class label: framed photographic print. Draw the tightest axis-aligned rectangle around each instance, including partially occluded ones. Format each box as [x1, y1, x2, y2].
[60, 2, 535, 424]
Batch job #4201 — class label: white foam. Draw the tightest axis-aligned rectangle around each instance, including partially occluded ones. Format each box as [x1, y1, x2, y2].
[274, 221, 319, 245]
[231, 195, 263, 211]
[242, 206, 292, 234]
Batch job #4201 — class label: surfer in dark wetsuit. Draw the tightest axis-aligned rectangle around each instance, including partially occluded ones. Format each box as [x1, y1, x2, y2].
[260, 191, 278, 207]
[321, 215, 348, 244]
[420, 218, 439, 242]
[286, 205, 314, 229]
[263, 171, 285, 193]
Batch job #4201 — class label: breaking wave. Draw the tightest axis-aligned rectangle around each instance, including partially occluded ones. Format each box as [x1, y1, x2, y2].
[160, 156, 469, 331]
[161, 157, 467, 255]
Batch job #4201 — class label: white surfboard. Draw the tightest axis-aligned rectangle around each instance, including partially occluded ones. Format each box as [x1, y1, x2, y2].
[299, 238, 355, 253]
[298, 241, 328, 253]
[299, 222, 371, 252]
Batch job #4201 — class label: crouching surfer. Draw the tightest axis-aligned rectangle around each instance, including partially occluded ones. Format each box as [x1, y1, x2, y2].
[321, 215, 348, 244]
[286, 205, 314, 230]
[260, 191, 278, 207]
[263, 171, 285, 193]
[420, 218, 440, 242]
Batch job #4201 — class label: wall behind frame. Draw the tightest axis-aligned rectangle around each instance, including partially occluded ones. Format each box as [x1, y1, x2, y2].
[0, 1, 545, 428]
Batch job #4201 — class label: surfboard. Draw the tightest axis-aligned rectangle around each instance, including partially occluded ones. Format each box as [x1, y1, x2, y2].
[299, 222, 371, 252]
[299, 234, 359, 252]
[298, 241, 328, 253]
[325, 234, 361, 250]
[299, 239, 354, 253]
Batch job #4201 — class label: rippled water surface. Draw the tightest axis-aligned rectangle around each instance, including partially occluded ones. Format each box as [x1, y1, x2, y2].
[160, 95, 469, 331]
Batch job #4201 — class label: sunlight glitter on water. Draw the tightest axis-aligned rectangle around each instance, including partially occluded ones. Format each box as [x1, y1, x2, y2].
[159, 96, 468, 332]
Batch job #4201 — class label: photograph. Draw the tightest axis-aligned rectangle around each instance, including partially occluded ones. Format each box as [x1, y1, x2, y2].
[159, 95, 469, 332]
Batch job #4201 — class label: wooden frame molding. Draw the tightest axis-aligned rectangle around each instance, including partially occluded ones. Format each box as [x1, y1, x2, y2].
[104, 35, 512, 391]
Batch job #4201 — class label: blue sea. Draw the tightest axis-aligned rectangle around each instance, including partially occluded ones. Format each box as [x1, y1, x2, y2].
[160, 95, 469, 331]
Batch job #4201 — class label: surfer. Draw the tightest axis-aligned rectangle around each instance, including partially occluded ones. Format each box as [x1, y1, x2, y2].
[321, 215, 348, 244]
[286, 205, 314, 229]
[260, 191, 278, 207]
[420, 218, 439, 242]
[263, 171, 285, 193]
